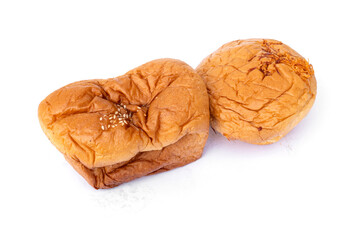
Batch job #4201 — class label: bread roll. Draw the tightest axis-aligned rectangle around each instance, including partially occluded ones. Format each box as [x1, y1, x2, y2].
[196, 39, 316, 144]
[38, 59, 209, 189]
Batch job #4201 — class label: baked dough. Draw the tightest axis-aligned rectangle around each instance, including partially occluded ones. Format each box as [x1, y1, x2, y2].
[39, 59, 209, 188]
[196, 39, 316, 144]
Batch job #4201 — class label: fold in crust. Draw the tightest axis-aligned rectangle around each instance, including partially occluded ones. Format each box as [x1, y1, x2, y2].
[65, 133, 207, 189]
[39, 59, 209, 188]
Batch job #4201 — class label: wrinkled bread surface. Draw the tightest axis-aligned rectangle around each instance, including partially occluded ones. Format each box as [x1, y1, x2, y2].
[196, 39, 316, 144]
[39, 59, 209, 188]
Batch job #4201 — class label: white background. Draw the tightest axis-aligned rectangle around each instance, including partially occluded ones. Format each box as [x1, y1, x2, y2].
[1, 0, 359, 239]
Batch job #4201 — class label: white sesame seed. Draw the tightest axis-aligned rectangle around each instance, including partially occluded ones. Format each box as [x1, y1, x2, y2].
[108, 125, 110, 128]
[101, 126, 104, 130]
[100, 117, 103, 120]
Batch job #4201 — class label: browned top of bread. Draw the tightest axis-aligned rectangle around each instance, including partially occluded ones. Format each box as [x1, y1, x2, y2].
[39, 59, 209, 168]
[196, 39, 316, 144]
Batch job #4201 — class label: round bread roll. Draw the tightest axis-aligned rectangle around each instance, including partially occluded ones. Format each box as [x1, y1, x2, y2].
[196, 39, 316, 144]
[38, 59, 209, 189]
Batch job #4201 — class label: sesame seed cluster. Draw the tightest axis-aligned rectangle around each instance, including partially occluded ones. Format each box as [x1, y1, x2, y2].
[100, 103, 145, 131]
[100, 103, 131, 130]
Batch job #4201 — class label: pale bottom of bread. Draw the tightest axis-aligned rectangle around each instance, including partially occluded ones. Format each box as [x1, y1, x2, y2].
[64, 132, 208, 189]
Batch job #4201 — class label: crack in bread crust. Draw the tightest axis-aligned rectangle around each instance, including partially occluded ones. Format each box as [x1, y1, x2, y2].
[196, 39, 316, 144]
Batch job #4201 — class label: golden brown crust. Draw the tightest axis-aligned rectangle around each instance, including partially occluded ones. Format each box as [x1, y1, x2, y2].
[196, 39, 316, 144]
[39, 59, 209, 188]
[65, 133, 207, 189]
